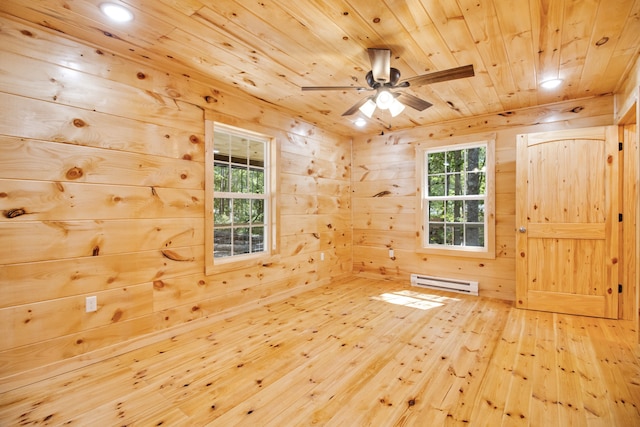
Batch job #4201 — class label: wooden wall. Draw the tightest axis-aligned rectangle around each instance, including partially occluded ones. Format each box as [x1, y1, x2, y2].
[352, 96, 616, 301]
[0, 15, 351, 388]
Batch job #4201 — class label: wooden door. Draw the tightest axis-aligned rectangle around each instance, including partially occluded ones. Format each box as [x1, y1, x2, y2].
[516, 126, 619, 318]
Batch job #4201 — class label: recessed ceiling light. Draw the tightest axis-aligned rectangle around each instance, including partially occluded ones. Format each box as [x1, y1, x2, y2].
[99, 3, 134, 23]
[540, 78, 563, 89]
[354, 118, 367, 127]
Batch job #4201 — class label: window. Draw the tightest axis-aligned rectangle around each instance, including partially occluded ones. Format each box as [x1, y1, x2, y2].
[205, 121, 277, 272]
[417, 138, 495, 258]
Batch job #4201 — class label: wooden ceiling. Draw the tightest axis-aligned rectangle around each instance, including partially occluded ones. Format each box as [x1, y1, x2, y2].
[2, 0, 639, 135]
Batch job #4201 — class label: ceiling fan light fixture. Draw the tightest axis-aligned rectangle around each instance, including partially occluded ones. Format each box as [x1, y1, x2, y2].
[359, 99, 377, 118]
[99, 3, 134, 22]
[375, 90, 394, 110]
[389, 98, 405, 117]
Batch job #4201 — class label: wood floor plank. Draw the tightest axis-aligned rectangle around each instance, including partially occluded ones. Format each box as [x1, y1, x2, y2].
[0, 277, 638, 426]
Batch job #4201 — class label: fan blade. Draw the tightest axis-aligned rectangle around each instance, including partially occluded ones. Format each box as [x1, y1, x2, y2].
[342, 96, 373, 116]
[302, 86, 368, 91]
[396, 93, 433, 111]
[402, 64, 474, 86]
[368, 48, 391, 83]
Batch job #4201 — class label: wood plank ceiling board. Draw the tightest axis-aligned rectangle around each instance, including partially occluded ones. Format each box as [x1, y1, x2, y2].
[0, 0, 637, 136]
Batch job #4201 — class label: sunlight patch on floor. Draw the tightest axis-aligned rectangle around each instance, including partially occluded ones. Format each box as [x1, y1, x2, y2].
[372, 289, 460, 311]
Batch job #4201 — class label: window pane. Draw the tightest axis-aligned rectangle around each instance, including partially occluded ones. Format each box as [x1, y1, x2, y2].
[465, 172, 485, 195]
[214, 163, 229, 192]
[428, 175, 445, 197]
[214, 198, 231, 225]
[249, 140, 265, 166]
[446, 150, 464, 173]
[249, 168, 264, 194]
[465, 224, 484, 247]
[465, 200, 485, 222]
[428, 152, 445, 174]
[428, 223, 445, 245]
[233, 198, 250, 224]
[446, 173, 465, 196]
[446, 224, 464, 246]
[446, 200, 465, 222]
[251, 226, 264, 252]
[233, 227, 250, 255]
[251, 199, 265, 224]
[231, 166, 247, 193]
[231, 135, 249, 164]
[466, 146, 486, 171]
[214, 132, 231, 162]
[428, 200, 444, 222]
[214, 228, 231, 258]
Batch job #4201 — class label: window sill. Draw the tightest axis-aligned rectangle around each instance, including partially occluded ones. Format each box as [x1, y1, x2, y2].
[416, 245, 495, 260]
[205, 252, 281, 276]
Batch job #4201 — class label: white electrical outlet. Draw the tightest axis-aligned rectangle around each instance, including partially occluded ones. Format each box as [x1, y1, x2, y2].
[389, 249, 394, 258]
[320, 252, 325, 261]
[86, 296, 97, 313]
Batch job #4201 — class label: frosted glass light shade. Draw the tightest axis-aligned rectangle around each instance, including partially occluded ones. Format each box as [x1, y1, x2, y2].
[389, 98, 405, 117]
[359, 99, 376, 118]
[375, 90, 394, 110]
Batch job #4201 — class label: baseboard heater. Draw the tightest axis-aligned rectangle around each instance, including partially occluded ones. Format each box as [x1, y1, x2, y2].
[410, 274, 478, 296]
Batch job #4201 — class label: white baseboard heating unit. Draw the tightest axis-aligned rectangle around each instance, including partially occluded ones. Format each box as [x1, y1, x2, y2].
[410, 274, 478, 296]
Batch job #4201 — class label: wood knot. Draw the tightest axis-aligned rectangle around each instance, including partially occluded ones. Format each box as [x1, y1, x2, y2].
[0, 192, 7, 198]
[153, 280, 165, 290]
[66, 167, 84, 180]
[136, 72, 146, 79]
[4, 208, 27, 218]
[182, 154, 192, 160]
[189, 135, 200, 144]
[20, 30, 35, 37]
[180, 173, 188, 179]
[111, 309, 123, 322]
[92, 246, 100, 256]
[373, 17, 381, 23]
[204, 95, 217, 103]
[72, 118, 86, 127]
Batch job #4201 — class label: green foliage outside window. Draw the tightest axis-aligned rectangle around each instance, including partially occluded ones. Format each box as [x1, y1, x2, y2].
[425, 145, 486, 248]
[213, 129, 267, 259]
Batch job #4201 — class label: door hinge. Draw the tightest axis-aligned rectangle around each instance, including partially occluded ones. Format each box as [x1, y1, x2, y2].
[618, 284, 623, 293]
[619, 142, 623, 151]
[619, 213, 623, 222]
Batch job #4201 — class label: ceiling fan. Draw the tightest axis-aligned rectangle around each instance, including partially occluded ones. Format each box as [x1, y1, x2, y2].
[302, 48, 475, 118]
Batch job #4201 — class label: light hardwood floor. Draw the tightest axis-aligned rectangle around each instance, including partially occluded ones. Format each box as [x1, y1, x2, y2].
[1, 277, 639, 426]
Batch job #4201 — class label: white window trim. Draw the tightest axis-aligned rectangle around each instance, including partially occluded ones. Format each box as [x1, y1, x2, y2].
[205, 121, 279, 275]
[415, 134, 496, 260]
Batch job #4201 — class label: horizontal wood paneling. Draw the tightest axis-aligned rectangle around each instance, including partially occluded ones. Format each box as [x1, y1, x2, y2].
[0, 15, 351, 385]
[0, 92, 205, 162]
[0, 137, 204, 189]
[352, 98, 615, 300]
